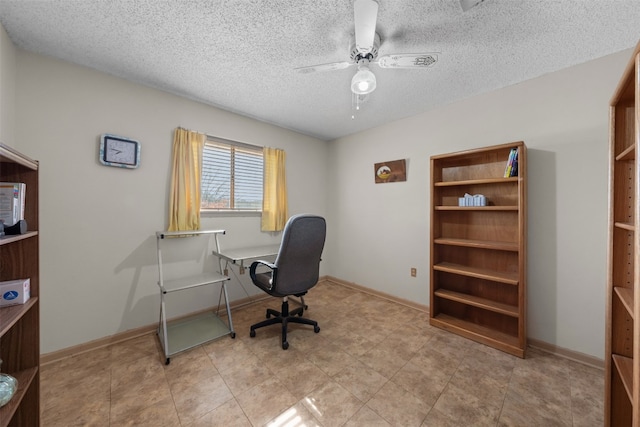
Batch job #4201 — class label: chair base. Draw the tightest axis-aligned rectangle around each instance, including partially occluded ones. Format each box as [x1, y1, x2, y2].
[250, 297, 320, 350]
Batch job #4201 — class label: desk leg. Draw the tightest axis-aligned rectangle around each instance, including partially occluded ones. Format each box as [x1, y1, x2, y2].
[159, 291, 170, 364]
[221, 282, 236, 338]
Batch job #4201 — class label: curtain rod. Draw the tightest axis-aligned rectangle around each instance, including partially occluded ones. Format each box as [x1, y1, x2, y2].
[205, 133, 264, 150]
[177, 126, 265, 150]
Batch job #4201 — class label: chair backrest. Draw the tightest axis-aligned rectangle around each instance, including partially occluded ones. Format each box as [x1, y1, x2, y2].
[273, 214, 326, 296]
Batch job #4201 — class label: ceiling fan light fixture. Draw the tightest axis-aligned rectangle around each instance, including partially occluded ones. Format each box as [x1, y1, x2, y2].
[351, 64, 377, 95]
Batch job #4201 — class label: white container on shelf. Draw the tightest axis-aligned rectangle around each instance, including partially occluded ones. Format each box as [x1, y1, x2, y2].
[0, 278, 30, 306]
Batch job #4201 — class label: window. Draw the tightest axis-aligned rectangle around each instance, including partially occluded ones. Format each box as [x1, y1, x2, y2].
[201, 137, 263, 211]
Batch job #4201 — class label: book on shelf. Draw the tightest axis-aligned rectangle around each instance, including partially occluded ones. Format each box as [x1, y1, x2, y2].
[0, 182, 25, 226]
[503, 148, 519, 178]
[510, 152, 518, 177]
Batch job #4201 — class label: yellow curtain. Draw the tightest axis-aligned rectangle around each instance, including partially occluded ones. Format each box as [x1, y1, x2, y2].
[168, 128, 205, 231]
[261, 147, 288, 231]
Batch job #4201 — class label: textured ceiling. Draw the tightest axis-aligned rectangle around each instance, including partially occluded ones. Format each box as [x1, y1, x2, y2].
[1, 0, 640, 141]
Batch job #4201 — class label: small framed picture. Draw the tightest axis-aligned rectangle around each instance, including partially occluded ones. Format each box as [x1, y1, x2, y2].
[99, 134, 140, 169]
[374, 159, 407, 183]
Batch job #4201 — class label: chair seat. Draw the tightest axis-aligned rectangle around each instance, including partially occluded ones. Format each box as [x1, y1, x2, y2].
[253, 272, 309, 299]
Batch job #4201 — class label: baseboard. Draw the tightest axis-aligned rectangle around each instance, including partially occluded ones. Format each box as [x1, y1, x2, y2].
[322, 275, 429, 313]
[42, 276, 605, 369]
[40, 293, 270, 366]
[527, 338, 604, 370]
[40, 322, 157, 366]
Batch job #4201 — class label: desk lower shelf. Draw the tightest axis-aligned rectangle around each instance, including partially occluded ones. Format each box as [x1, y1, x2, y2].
[157, 311, 233, 363]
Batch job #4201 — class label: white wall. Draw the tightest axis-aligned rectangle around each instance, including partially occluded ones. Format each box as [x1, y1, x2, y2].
[325, 49, 632, 359]
[14, 51, 328, 354]
[0, 24, 16, 144]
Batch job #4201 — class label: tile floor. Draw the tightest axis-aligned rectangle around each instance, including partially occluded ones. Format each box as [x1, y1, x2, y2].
[41, 281, 604, 426]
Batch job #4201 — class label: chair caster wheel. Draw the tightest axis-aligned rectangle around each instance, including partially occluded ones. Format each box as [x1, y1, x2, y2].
[282, 341, 289, 350]
[250, 330, 256, 338]
[230, 332, 236, 339]
[314, 326, 320, 333]
[165, 358, 170, 365]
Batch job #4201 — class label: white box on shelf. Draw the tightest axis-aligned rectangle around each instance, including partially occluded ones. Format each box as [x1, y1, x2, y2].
[0, 278, 30, 306]
[473, 195, 487, 206]
[459, 193, 487, 207]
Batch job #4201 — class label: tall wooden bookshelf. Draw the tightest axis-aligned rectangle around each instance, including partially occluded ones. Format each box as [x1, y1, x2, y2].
[429, 141, 527, 358]
[0, 143, 39, 426]
[605, 41, 640, 426]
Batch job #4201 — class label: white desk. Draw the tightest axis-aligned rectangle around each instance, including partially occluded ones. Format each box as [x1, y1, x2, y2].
[213, 244, 280, 274]
[212, 241, 307, 310]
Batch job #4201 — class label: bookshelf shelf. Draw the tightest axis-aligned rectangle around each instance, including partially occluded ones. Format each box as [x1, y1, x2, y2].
[434, 237, 519, 252]
[430, 141, 526, 358]
[433, 177, 519, 187]
[616, 143, 636, 162]
[612, 354, 634, 402]
[434, 206, 518, 211]
[0, 367, 37, 424]
[434, 289, 519, 317]
[614, 222, 635, 232]
[433, 262, 519, 285]
[614, 287, 635, 319]
[0, 231, 38, 246]
[605, 40, 640, 426]
[430, 313, 521, 355]
[0, 143, 39, 427]
[0, 297, 38, 336]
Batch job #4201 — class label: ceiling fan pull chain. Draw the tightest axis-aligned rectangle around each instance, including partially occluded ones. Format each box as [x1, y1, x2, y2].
[351, 92, 358, 119]
[351, 93, 368, 120]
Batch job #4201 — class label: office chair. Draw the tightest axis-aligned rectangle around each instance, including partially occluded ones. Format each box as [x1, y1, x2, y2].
[249, 214, 326, 349]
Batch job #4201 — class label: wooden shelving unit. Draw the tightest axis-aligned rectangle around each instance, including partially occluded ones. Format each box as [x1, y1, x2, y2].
[605, 40, 640, 427]
[429, 141, 527, 358]
[0, 143, 39, 426]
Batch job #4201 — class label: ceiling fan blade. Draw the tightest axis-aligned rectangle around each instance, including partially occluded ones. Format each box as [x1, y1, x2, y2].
[460, 0, 487, 12]
[377, 53, 438, 69]
[354, 0, 378, 55]
[294, 61, 352, 74]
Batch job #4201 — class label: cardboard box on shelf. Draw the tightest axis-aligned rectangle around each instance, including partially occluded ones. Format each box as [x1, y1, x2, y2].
[0, 278, 30, 306]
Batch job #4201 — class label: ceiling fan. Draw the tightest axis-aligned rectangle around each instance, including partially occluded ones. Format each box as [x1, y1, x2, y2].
[295, 0, 439, 97]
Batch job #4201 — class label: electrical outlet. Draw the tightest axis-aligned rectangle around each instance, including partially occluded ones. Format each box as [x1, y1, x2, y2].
[411, 267, 417, 277]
